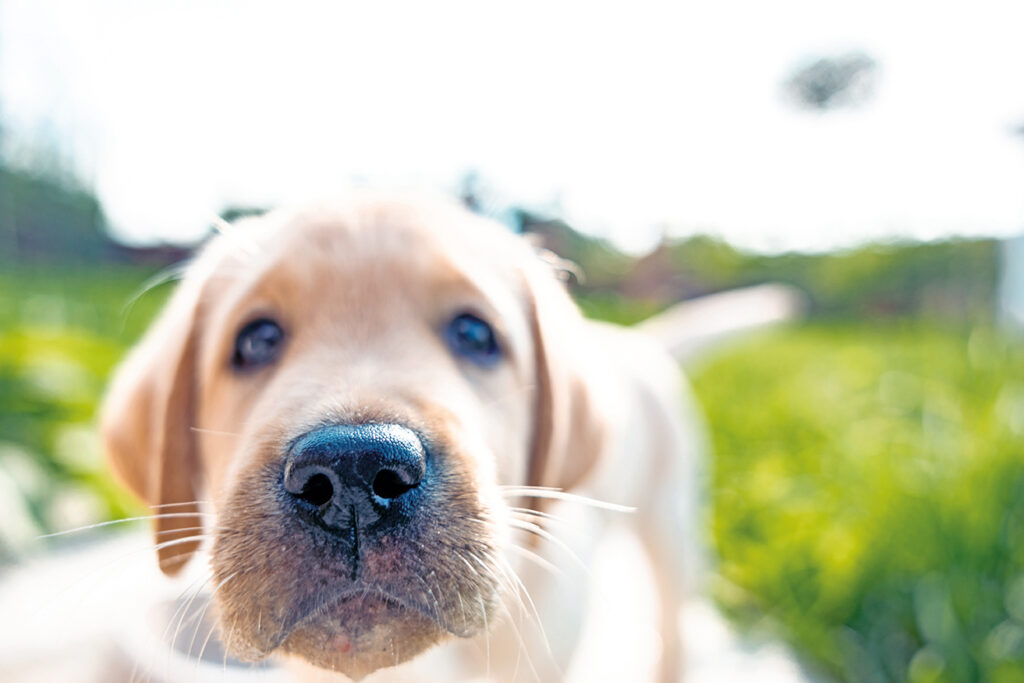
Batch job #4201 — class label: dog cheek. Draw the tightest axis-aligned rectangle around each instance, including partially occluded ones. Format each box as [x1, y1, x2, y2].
[209, 467, 305, 658]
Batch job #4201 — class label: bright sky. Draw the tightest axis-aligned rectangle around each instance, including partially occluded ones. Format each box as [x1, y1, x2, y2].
[2, 0, 1023, 253]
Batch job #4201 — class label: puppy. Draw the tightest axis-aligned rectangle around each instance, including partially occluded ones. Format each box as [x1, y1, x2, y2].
[101, 194, 700, 682]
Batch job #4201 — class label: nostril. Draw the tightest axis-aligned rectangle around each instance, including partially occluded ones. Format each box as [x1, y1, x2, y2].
[372, 469, 417, 499]
[299, 473, 335, 506]
[285, 424, 426, 525]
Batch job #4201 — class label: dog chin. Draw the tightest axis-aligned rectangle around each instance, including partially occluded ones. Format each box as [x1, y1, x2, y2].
[278, 593, 448, 679]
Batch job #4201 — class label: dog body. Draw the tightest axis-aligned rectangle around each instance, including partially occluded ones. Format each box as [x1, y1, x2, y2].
[101, 195, 699, 682]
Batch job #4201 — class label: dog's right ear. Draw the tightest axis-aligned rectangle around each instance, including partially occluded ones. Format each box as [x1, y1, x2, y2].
[101, 272, 204, 576]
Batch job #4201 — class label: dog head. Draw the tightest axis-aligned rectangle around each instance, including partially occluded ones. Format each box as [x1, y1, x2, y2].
[100, 195, 607, 678]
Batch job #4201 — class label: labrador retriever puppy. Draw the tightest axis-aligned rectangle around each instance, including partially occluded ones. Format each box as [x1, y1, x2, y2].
[101, 193, 700, 682]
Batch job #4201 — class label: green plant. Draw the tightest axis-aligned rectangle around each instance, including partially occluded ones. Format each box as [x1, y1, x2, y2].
[691, 323, 1024, 682]
[0, 265, 169, 560]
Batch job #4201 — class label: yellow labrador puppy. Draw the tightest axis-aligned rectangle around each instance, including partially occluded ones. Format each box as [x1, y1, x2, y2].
[101, 194, 699, 682]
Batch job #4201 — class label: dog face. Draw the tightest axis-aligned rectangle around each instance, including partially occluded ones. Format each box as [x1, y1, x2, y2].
[101, 197, 606, 678]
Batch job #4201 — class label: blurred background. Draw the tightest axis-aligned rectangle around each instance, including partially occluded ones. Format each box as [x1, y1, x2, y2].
[2, 1, 1024, 681]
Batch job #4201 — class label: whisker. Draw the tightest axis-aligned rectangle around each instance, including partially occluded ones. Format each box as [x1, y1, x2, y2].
[160, 571, 214, 675]
[34, 527, 215, 640]
[464, 550, 512, 601]
[507, 519, 591, 577]
[153, 525, 206, 537]
[189, 426, 242, 438]
[170, 572, 214, 660]
[414, 572, 446, 632]
[151, 535, 212, 553]
[158, 549, 207, 571]
[499, 486, 635, 513]
[479, 594, 491, 679]
[491, 556, 531, 630]
[497, 590, 542, 683]
[508, 511, 572, 538]
[148, 501, 214, 509]
[508, 506, 571, 526]
[189, 571, 238, 664]
[35, 513, 215, 540]
[194, 606, 222, 670]
[505, 544, 564, 579]
[195, 604, 225, 670]
[211, 215, 262, 258]
[499, 556, 559, 674]
[223, 614, 240, 674]
[152, 529, 235, 571]
[456, 591, 468, 635]
[119, 261, 190, 326]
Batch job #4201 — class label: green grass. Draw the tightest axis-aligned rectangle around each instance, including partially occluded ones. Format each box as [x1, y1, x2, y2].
[690, 324, 1024, 683]
[0, 265, 169, 558]
[574, 292, 667, 326]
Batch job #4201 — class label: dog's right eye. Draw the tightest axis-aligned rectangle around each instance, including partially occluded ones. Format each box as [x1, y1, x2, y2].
[232, 318, 285, 371]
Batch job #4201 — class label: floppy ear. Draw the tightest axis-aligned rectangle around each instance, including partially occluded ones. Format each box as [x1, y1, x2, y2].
[523, 259, 608, 492]
[101, 275, 204, 576]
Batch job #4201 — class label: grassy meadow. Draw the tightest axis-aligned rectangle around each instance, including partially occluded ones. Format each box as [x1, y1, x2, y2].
[691, 325, 1024, 683]
[2, 263, 1023, 682]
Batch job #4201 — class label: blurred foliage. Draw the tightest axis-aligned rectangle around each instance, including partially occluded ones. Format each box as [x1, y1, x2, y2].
[691, 323, 1024, 682]
[0, 166, 110, 263]
[574, 293, 666, 327]
[0, 265, 169, 561]
[567, 233, 1000, 325]
[666, 236, 999, 321]
[518, 216, 1000, 327]
[783, 51, 879, 111]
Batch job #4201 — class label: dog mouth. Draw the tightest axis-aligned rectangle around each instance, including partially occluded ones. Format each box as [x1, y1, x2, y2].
[211, 437, 502, 676]
[275, 582, 477, 649]
[211, 559, 492, 679]
[259, 583, 466, 678]
[221, 547, 493, 662]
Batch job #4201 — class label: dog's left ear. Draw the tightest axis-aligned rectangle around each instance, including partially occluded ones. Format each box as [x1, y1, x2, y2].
[100, 274, 204, 576]
[523, 257, 608, 492]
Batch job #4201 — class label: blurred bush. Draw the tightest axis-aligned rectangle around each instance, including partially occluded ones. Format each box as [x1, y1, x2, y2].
[0, 166, 108, 264]
[691, 323, 1024, 682]
[0, 264, 167, 561]
[521, 213, 999, 326]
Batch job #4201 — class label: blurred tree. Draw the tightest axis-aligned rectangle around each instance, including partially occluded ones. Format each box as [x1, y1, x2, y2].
[659, 235, 998, 322]
[459, 169, 483, 214]
[0, 166, 110, 264]
[219, 205, 268, 223]
[783, 51, 879, 111]
[0, 78, 111, 263]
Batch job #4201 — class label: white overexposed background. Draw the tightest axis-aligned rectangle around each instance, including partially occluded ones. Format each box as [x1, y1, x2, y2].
[1, 0, 1022, 254]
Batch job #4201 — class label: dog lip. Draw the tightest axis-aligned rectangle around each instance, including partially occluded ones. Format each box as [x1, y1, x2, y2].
[269, 582, 475, 655]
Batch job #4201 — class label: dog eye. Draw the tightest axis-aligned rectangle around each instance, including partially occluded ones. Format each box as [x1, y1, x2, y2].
[232, 318, 285, 370]
[445, 313, 501, 366]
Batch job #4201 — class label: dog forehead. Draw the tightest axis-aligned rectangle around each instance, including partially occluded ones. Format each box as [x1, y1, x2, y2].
[257, 197, 521, 265]
[201, 198, 523, 303]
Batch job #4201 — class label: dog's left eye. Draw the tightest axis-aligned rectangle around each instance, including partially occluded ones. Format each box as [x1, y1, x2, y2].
[232, 318, 284, 371]
[445, 313, 501, 366]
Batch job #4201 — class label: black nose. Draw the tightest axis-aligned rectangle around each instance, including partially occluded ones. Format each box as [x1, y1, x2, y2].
[283, 423, 426, 531]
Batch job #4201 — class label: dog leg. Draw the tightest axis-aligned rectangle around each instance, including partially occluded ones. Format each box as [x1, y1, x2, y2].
[636, 381, 706, 683]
